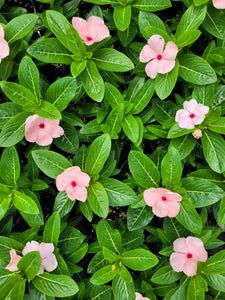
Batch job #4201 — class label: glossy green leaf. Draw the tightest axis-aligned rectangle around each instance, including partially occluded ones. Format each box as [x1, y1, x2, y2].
[88, 182, 109, 218]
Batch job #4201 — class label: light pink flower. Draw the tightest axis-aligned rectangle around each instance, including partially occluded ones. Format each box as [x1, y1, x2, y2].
[72, 16, 110, 46]
[5, 249, 22, 272]
[25, 114, 64, 146]
[135, 292, 150, 300]
[0, 25, 9, 63]
[170, 236, 208, 277]
[192, 129, 202, 139]
[56, 166, 90, 201]
[175, 99, 209, 130]
[22, 241, 57, 275]
[144, 188, 182, 218]
[212, 0, 225, 8]
[139, 34, 178, 79]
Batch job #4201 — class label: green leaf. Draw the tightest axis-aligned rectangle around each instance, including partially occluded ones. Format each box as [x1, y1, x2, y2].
[122, 114, 139, 143]
[187, 276, 207, 300]
[0, 193, 12, 220]
[178, 54, 217, 85]
[176, 195, 202, 234]
[79, 60, 104, 102]
[85, 134, 111, 175]
[86, 284, 112, 300]
[132, 0, 171, 11]
[93, 48, 134, 72]
[53, 191, 75, 218]
[0, 275, 26, 300]
[32, 273, 79, 297]
[138, 11, 166, 40]
[105, 82, 124, 108]
[88, 182, 109, 218]
[43, 212, 60, 246]
[79, 201, 93, 222]
[152, 98, 176, 125]
[208, 117, 225, 134]
[203, 7, 225, 40]
[32, 150, 72, 179]
[90, 265, 117, 285]
[103, 247, 119, 262]
[65, 23, 86, 56]
[100, 177, 138, 207]
[118, 21, 137, 47]
[96, 219, 122, 253]
[155, 59, 179, 100]
[167, 123, 193, 139]
[54, 122, 79, 154]
[175, 30, 201, 48]
[128, 150, 160, 188]
[127, 206, 154, 231]
[27, 38, 74, 64]
[36, 101, 61, 120]
[12, 190, 39, 214]
[161, 147, 182, 188]
[169, 134, 196, 160]
[204, 274, 225, 292]
[201, 130, 225, 173]
[17, 251, 41, 280]
[218, 197, 225, 225]
[70, 60, 87, 78]
[103, 103, 124, 138]
[113, 5, 131, 31]
[112, 275, 135, 300]
[151, 265, 182, 284]
[202, 250, 225, 275]
[0, 103, 23, 129]
[192, 84, 214, 108]
[5, 14, 38, 44]
[59, 226, 85, 254]
[122, 249, 158, 271]
[0, 147, 20, 187]
[164, 277, 189, 300]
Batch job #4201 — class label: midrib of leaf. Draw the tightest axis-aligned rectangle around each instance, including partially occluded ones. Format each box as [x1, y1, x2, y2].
[89, 141, 106, 174]
[8, 18, 36, 43]
[28, 65, 39, 102]
[52, 84, 71, 106]
[104, 222, 119, 253]
[154, 101, 171, 118]
[179, 64, 210, 79]
[14, 192, 33, 210]
[132, 86, 150, 112]
[203, 130, 220, 167]
[90, 184, 105, 216]
[38, 275, 69, 287]
[1, 121, 25, 144]
[134, 156, 158, 187]
[206, 11, 223, 36]
[206, 258, 225, 268]
[92, 288, 111, 300]
[8, 86, 35, 105]
[170, 218, 181, 238]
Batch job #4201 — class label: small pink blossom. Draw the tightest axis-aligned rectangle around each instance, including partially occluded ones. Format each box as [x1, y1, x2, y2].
[56, 166, 90, 201]
[170, 236, 208, 277]
[212, 0, 225, 8]
[192, 129, 202, 139]
[72, 16, 110, 46]
[139, 34, 178, 79]
[144, 188, 182, 218]
[5, 249, 22, 272]
[0, 25, 9, 63]
[135, 292, 150, 300]
[25, 114, 64, 146]
[175, 99, 209, 130]
[22, 241, 57, 275]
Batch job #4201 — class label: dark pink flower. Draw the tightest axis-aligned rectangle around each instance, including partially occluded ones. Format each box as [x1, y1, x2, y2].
[170, 236, 208, 276]
[175, 99, 209, 129]
[56, 166, 90, 201]
[212, 0, 225, 8]
[25, 115, 64, 146]
[22, 241, 57, 275]
[5, 249, 22, 272]
[72, 16, 110, 45]
[0, 25, 9, 63]
[139, 34, 178, 79]
[144, 188, 182, 218]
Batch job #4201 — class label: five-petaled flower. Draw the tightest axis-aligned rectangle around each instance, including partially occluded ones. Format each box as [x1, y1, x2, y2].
[135, 292, 151, 300]
[5, 249, 22, 272]
[25, 114, 64, 146]
[144, 187, 182, 218]
[139, 34, 178, 79]
[212, 0, 225, 8]
[0, 24, 9, 63]
[175, 99, 209, 129]
[22, 241, 58, 275]
[56, 166, 91, 202]
[72, 16, 110, 45]
[170, 236, 208, 276]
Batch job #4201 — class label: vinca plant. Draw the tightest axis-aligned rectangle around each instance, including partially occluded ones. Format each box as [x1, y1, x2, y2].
[0, 0, 225, 299]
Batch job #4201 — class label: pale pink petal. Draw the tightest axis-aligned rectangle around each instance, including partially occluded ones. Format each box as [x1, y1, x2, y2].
[5, 250, 22, 272]
[139, 44, 157, 63]
[186, 237, 204, 252]
[72, 17, 88, 40]
[145, 59, 159, 79]
[0, 39, 9, 59]
[39, 243, 54, 259]
[196, 104, 209, 115]
[135, 293, 143, 300]
[192, 129, 202, 139]
[36, 130, 53, 146]
[42, 253, 58, 272]
[37, 265, 44, 275]
[167, 192, 183, 202]
[73, 171, 91, 187]
[157, 59, 176, 74]
[212, 0, 225, 8]
[87, 16, 105, 26]
[193, 247, 208, 262]
[143, 188, 159, 207]
[73, 186, 88, 202]
[154, 188, 171, 196]
[25, 115, 44, 128]
[183, 259, 197, 276]
[175, 109, 190, 122]
[173, 238, 189, 253]
[65, 185, 77, 201]
[56, 172, 71, 191]
[87, 17, 109, 43]
[0, 25, 4, 39]
[177, 117, 195, 129]
[25, 126, 39, 143]
[22, 241, 40, 255]
[170, 252, 186, 272]
[64, 166, 81, 175]
[45, 123, 64, 138]
[165, 201, 180, 217]
[183, 99, 198, 113]
[192, 114, 206, 125]
[147, 35, 165, 55]
[152, 201, 168, 217]
[162, 41, 178, 60]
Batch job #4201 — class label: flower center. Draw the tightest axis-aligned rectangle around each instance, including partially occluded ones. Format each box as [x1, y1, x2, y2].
[71, 181, 77, 187]
[157, 54, 162, 61]
[39, 123, 45, 129]
[186, 253, 192, 259]
[161, 196, 167, 201]
[86, 36, 93, 41]
[189, 113, 195, 119]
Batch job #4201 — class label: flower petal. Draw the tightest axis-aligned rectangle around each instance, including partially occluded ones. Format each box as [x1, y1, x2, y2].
[162, 41, 178, 60]
[36, 130, 53, 146]
[173, 238, 189, 253]
[170, 252, 186, 272]
[0, 39, 9, 59]
[42, 253, 58, 272]
[73, 171, 91, 187]
[152, 201, 168, 217]
[139, 44, 157, 63]
[165, 201, 180, 217]
[145, 59, 159, 79]
[25, 126, 39, 143]
[143, 188, 159, 207]
[147, 35, 165, 55]
[177, 117, 195, 129]
[183, 259, 197, 276]
[157, 59, 176, 74]
[175, 109, 190, 123]
[212, 0, 225, 8]
[22, 241, 40, 255]
[0, 25, 5, 39]
[39, 243, 54, 259]
[45, 122, 64, 138]
[73, 186, 88, 202]
[183, 99, 198, 113]
[72, 17, 88, 40]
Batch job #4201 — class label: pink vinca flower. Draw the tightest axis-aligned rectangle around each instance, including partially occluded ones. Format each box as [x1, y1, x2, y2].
[139, 34, 178, 79]
[72, 16, 110, 46]
[22, 241, 58, 275]
[175, 99, 209, 130]
[212, 0, 225, 8]
[25, 114, 64, 146]
[56, 166, 91, 201]
[170, 236, 208, 276]
[0, 25, 9, 63]
[144, 188, 182, 218]
[135, 292, 150, 300]
[5, 249, 22, 272]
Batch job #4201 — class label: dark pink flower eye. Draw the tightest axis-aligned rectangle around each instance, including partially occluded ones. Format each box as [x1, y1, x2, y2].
[157, 54, 162, 60]
[86, 36, 93, 41]
[161, 196, 167, 201]
[186, 253, 192, 259]
[39, 123, 45, 129]
[189, 113, 195, 119]
[71, 181, 77, 187]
